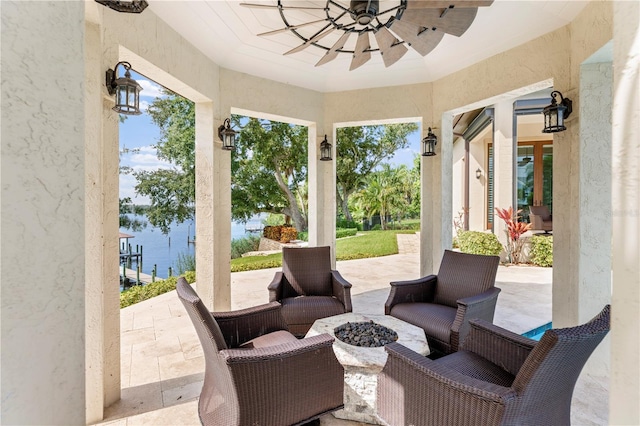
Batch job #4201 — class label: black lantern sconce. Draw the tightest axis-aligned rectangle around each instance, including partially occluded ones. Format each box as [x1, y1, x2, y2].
[218, 118, 236, 151]
[542, 90, 573, 133]
[476, 168, 482, 180]
[320, 135, 332, 161]
[106, 61, 142, 115]
[95, 0, 149, 13]
[422, 127, 438, 156]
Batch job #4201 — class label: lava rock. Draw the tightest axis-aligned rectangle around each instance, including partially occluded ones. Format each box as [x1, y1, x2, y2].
[334, 320, 398, 347]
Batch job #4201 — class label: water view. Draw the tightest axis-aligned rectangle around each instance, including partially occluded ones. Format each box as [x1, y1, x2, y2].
[120, 214, 263, 279]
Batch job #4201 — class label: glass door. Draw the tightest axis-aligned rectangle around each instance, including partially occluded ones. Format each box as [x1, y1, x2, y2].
[517, 142, 553, 222]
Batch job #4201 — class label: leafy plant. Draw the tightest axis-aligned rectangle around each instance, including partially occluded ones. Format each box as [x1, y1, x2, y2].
[495, 206, 532, 264]
[530, 235, 553, 267]
[174, 252, 196, 274]
[231, 235, 261, 259]
[457, 231, 503, 256]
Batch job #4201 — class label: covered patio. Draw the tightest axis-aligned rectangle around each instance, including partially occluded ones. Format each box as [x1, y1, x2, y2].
[1, 1, 638, 425]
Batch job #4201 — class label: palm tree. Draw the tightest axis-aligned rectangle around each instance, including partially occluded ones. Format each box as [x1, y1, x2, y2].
[355, 164, 408, 230]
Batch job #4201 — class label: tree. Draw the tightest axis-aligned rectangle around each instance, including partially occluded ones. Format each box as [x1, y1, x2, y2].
[354, 164, 408, 230]
[336, 123, 418, 221]
[133, 91, 195, 234]
[232, 117, 309, 232]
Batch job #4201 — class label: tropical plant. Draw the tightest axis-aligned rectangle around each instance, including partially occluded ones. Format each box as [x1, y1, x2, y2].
[354, 164, 408, 230]
[231, 235, 261, 259]
[336, 123, 418, 221]
[174, 252, 196, 274]
[495, 206, 532, 264]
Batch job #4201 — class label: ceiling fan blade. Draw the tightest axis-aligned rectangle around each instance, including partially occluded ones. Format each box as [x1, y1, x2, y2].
[374, 26, 409, 68]
[405, 0, 493, 9]
[399, 7, 478, 37]
[284, 25, 336, 55]
[350, 31, 372, 71]
[389, 18, 444, 56]
[316, 31, 353, 66]
[258, 19, 330, 36]
[240, 3, 326, 10]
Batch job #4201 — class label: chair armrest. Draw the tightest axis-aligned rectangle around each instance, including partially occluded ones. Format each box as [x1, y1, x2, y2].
[384, 275, 437, 315]
[267, 271, 284, 302]
[450, 287, 502, 351]
[378, 343, 516, 425]
[213, 302, 289, 348]
[331, 270, 353, 312]
[221, 334, 345, 420]
[461, 319, 537, 377]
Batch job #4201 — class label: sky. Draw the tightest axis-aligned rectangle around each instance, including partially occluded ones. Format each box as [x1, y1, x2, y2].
[119, 72, 421, 204]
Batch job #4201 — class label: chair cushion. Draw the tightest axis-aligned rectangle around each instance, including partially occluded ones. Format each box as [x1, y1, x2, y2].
[239, 330, 298, 349]
[435, 350, 515, 387]
[390, 303, 457, 344]
[280, 296, 346, 327]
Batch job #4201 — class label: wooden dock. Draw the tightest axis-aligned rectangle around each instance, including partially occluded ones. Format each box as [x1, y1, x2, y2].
[120, 267, 154, 285]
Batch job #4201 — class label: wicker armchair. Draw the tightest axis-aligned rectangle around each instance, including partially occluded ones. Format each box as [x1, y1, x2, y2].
[176, 278, 344, 426]
[377, 304, 611, 426]
[268, 246, 353, 337]
[385, 250, 500, 354]
[529, 205, 553, 233]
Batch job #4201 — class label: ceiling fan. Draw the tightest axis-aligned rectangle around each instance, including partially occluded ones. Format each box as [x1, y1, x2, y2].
[240, 0, 493, 70]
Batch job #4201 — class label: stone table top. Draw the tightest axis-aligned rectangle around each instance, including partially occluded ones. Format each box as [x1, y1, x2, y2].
[306, 312, 429, 372]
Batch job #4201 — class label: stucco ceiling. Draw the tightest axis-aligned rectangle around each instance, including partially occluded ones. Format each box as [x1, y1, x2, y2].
[148, 1, 588, 93]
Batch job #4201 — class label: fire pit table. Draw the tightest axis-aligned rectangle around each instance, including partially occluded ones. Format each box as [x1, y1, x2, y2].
[305, 313, 429, 424]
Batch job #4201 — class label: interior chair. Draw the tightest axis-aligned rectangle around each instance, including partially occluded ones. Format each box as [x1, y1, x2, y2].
[529, 205, 553, 233]
[176, 278, 344, 426]
[377, 304, 611, 426]
[385, 249, 500, 354]
[268, 246, 353, 337]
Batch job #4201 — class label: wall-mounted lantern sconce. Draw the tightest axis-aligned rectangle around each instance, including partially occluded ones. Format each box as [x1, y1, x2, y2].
[320, 135, 332, 161]
[106, 61, 142, 115]
[421, 127, 438, 156]
[95, 0, 149, 13]
[218, 118, 236, 151]
[542, 90, 573, 133]
[476, 168, 482, 180]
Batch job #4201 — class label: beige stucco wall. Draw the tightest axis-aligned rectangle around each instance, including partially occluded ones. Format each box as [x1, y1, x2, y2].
[1, 1, 87, 424]
[610, 1, 640, 423]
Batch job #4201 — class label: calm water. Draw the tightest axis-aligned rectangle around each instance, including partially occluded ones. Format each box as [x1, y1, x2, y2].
[120, 214, 262, 279]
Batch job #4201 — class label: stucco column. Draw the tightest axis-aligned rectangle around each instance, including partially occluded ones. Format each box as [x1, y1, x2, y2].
[308, 128, 336, 265]
[1, 1, 87, 423]
[572, 61, 613, 375]
[420, 115, 453, 275]
[610, 1, 640, 422]
[195, 105, 232, 311]
[492, 100, 514, 249]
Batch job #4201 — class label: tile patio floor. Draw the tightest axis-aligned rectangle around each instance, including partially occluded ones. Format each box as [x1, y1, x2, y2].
[97, 238, 609, 426]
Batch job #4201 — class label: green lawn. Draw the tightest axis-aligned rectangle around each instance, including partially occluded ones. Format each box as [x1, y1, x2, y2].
[230, 230, 416, 272]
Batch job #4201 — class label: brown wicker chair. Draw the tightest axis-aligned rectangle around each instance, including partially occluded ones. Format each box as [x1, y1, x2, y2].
[385, 250, 500, 354]
[529, 205, 553, 233]
[176, 278, 344, 426]
[377, 304, 611, 426]
[268, 246, 353, 337]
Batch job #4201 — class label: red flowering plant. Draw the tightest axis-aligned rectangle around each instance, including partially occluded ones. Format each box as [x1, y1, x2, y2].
[495, 207, 532, 264]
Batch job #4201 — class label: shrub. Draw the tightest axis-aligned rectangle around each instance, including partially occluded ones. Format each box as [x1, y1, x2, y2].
[530, 235, 553, 267]
[457, 231, 503, 256]
[336, 228, 358, 239]
[231, 234, 261, 259]
[495, 206, 532, 263]
[120, 271, 196, 308]
[280, 226, 298, 243]
[263, 225, 298, 242]
[371, 224, 382, 231]
[336, 218, 362, 231]
[297, 231, 309, 241]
